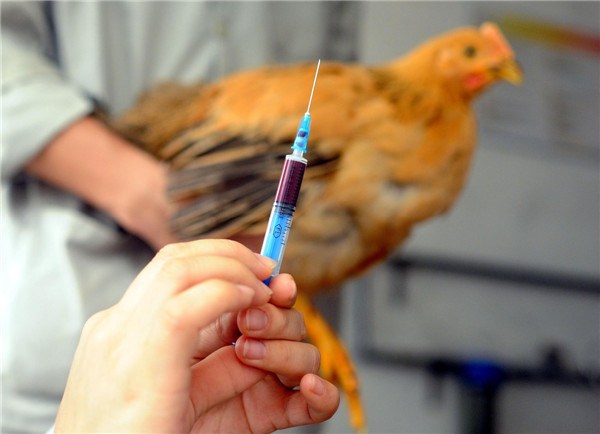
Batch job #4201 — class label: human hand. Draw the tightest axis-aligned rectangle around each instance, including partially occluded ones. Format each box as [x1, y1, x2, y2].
[108, 157, 176, 251]
[54, 240, 339, 433]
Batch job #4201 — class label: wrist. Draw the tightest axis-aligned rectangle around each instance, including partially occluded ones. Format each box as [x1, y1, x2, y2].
[97, 140, 173, 249]
[96, 138, 165, 220]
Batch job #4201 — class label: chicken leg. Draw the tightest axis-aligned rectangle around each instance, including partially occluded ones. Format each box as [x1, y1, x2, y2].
[294, 292, 366, 432]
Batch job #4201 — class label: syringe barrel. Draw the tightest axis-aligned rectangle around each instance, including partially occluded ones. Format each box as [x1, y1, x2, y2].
[274, 155, 307, 205]
[260, 154, 307, 283]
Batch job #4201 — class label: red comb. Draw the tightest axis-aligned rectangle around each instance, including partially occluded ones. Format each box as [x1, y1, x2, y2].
[480, 22, 513, 57]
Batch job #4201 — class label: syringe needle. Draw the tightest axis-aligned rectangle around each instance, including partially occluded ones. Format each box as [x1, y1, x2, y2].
[306, 59, 321, 114]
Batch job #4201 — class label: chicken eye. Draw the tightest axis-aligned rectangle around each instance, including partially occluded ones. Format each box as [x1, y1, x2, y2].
[464, 45, 477, 58]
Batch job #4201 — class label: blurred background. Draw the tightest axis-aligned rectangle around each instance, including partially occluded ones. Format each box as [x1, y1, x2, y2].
[3, 1, 598, 433]
[288, 1, 599, 433]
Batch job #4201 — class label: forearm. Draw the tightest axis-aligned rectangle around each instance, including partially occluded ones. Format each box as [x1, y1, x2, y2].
[26, 116, 174, 249]
[27, 117, 152, 213]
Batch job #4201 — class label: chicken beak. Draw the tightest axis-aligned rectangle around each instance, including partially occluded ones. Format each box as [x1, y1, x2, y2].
[494, 58, 523, 85]
[480, 22, 523, 85]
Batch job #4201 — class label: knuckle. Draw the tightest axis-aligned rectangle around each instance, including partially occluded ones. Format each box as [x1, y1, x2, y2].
[157, 242, 182, 259]
[81, 310, 112, 345]
[282, 343, 295, 367]
[201, 278, 238, 308]
[215, 312, 237, 342]
[311, 344, 322, 373]
[299, 323, 308, 341]
[160, 256, 191, 278]
[219, 239, 246, 257]
[81, 312, 101, 338]
[160, 299, 186, 334]
[294, 309, 308, 341]
[206, 279, 233, 301]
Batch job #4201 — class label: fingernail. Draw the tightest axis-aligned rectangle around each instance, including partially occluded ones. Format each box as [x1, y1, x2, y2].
[246, 308, 268, 331]
[289, 278, 298, 305]
[262, 283, 274, 299]
[255, 254, 277, 271]
[311, 375, 325, 396]
[242, 339, 266, 360]
[237, 284, 255, 298]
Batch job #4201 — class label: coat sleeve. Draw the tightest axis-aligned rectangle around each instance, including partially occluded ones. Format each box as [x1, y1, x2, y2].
[1, 2, 94, 181]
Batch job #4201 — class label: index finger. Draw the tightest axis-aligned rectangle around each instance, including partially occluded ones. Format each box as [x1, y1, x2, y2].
[122, 239, 276, 306]
[157, 239, 276, 279]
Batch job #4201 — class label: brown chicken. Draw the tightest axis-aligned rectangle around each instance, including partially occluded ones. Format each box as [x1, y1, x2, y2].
[112, 23, 522, 431]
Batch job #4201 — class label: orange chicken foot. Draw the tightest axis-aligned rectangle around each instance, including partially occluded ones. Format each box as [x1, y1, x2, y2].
[295, 292, 366, 432]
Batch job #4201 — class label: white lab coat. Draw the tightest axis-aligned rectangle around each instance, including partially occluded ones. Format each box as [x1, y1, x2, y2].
[1, 1, 357, 431]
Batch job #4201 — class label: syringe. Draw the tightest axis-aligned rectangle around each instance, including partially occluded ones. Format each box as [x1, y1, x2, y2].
[261, 60, 321, 285]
